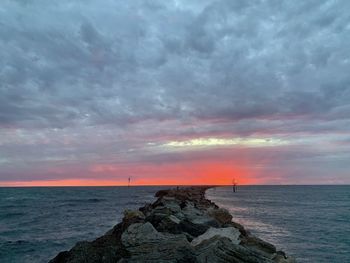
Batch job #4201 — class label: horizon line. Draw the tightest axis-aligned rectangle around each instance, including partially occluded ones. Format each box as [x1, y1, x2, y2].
[0, 183, 349, 188]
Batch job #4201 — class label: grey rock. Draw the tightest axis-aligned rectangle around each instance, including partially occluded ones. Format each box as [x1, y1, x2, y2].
[161, 197, 182, 213]
[195, 236, 275, 263]
[207, 207, 233, 225]
[121, 222, 196, 262]
[182, 202, 220, 228]
[179, 219, 210, 237]
[191, 227, 240, 246]
[241, 236, 277, 259]
[155, 214, 182, 234]
[273, 251, 297, 263]
[123, 209, 145, 220]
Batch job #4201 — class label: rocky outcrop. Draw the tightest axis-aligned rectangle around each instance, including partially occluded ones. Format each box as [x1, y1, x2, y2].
[49, 187, 296, 263]
[191, 227, 240, 246]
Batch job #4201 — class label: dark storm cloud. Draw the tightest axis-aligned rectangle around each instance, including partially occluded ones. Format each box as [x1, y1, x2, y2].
[1, 0, 350, 184]
[1, 0, 349, 128]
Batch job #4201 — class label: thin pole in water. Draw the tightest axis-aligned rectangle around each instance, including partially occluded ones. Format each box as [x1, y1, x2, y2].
[232, 178, 237, 192]
[128, 177, 131, 187]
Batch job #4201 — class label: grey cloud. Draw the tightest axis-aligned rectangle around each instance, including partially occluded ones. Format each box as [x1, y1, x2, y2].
[1, 0, 350, 183]
[1, 0, 349, 129]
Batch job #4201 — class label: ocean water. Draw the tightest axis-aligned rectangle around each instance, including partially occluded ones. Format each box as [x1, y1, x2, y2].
[0, 186, 349, 263]
[206, 185, 350, 263]
[0, 186, 162, 263]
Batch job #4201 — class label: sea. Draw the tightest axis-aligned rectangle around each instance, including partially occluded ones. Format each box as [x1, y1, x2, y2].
[206, 186, 350, 263]
[0, 186, 161, 263]
[0, 186, 349, 263]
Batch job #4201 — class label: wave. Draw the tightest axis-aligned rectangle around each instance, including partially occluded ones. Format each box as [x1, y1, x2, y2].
[1, 212, 26, 219]
[63, 198, 106, 203]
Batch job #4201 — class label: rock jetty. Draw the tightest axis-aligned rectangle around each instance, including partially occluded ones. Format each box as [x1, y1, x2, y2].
[50, 187, 296, 263]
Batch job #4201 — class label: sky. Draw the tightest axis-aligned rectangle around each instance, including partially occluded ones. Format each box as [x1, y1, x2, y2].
[0, 0, 350, 186]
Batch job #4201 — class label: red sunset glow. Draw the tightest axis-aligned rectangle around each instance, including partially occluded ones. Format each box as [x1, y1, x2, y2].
[1, 157, 276, 187]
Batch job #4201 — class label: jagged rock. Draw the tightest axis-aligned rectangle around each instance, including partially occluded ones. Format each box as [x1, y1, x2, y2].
[179, 219, 210, 237]
[121, 222, 196, 262]
[195, 236, 275, 263]
[49, 235, 123, 263]
[241, 236, 277, 259]
[156, 214, 182, 234]
[207, 207, 233, 225]
[174, 211, 186, 221]
[273, 251, 297, 263]
[145, 206, 172, 227]
[182, 202, 204, 219]
[123, 209, 145, 221]
[161, 197, 182, 213]
[182, 202, 219, 227]
[224, 221, 248, 236]
[191, 227, 240, 246]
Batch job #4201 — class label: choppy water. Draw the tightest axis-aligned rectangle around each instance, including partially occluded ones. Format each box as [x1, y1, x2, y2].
[206, 185, 350, 263]
[0, 186, 161, 263]
[1, 186, 349, 263]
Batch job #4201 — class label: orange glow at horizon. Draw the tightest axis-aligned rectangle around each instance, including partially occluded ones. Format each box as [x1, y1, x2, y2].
[0, 179, 128, 187]
[0, 146, 280, 187]
[0, 159, 276, 187]
[0, 177, 257, 187]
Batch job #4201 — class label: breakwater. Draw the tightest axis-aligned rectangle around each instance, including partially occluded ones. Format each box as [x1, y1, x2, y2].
[50, 187, 295, 263]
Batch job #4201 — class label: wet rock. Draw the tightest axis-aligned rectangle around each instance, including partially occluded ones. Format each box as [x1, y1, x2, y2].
[156, 214, 182, 234]
[224, 221, 248, 236]
[182, 202, 219, 227]
[121, 222, 196, 262]
[123, 209, 145, 221]
[207, 207, 233, 225]
[241, 236, 277, 259]
[161, 197, 182, 213]
[49, 235, 124, 263]
[195, 236, 275, 263]
[179, 219, 210, 237]
[191, 227, 240, 246]
[273, 251, 297, 263]
[145, 206, 172, 226]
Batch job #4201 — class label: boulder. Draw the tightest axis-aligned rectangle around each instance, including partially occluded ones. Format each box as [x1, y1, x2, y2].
[145, 206, 172, 227]
[49, 235, 124, 263]
[191, 227, 240, 246]
[207, 207, 233, 225]
[273, 251, 297, 263]
[156, 214, 182, 234]
[121, 222, 196, 262]
[123, 209, 145, 221]
[241, 235, 277, 259]
[179, 219, 210, 237]
[195, 236, 275, 263]
[182, 202, 219, 227]
[224, 221, 249, 236]
[161, 197, 182, 213]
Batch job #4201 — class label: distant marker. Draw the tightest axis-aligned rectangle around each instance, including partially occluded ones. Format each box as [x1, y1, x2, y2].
[232, 178, 237, 193]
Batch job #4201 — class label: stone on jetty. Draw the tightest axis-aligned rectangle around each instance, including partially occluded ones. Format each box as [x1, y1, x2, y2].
[49, 187, 296, 263]
[207, 207, 233, 225]
[120, 222, 195, 262]
[191, 227, 240, 246]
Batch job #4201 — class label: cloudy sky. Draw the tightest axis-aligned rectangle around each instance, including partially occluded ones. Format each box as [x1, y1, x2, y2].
[1, 0, 349, 186]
